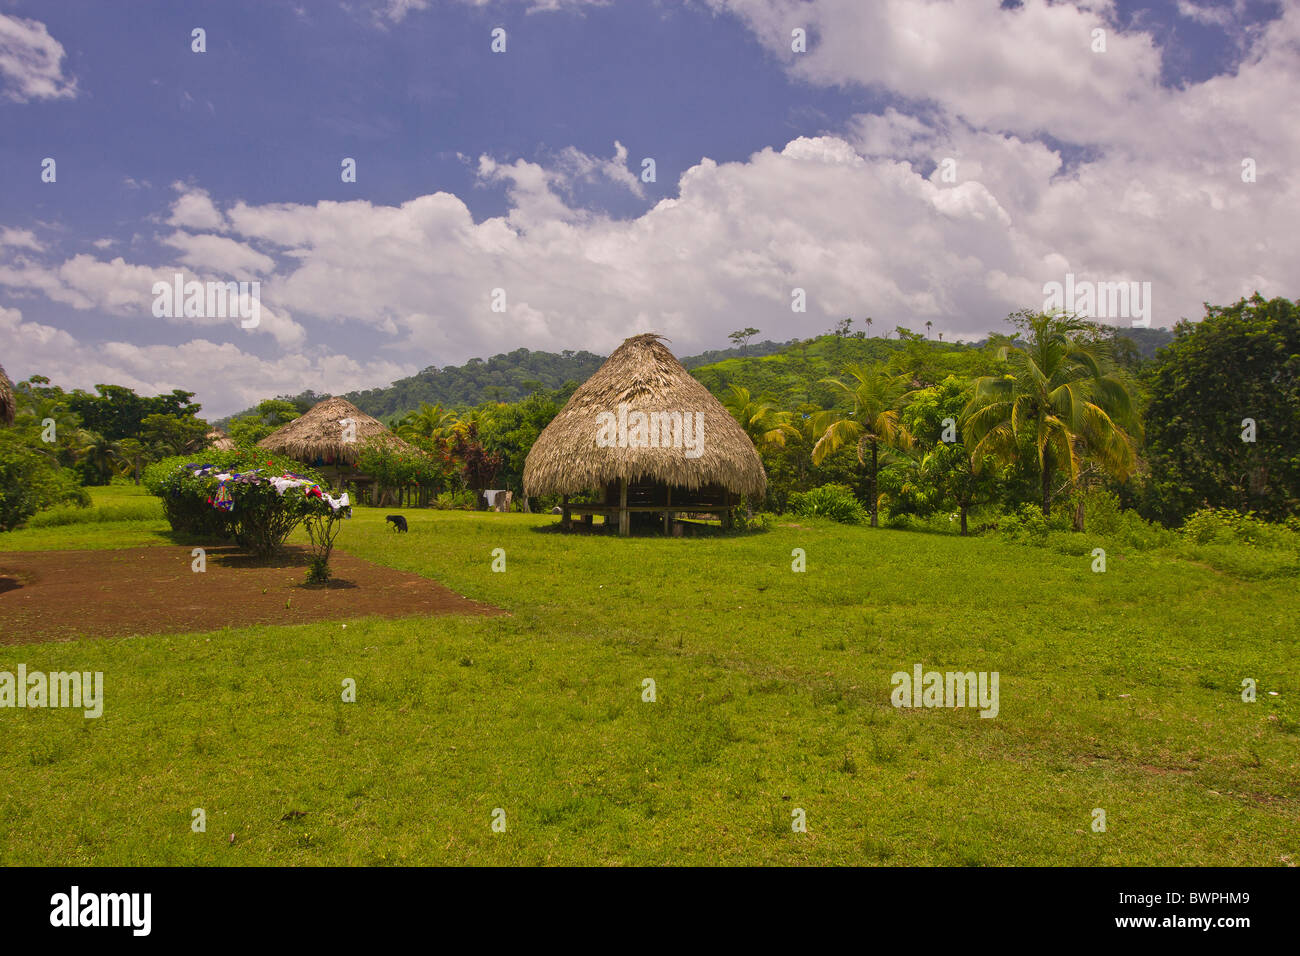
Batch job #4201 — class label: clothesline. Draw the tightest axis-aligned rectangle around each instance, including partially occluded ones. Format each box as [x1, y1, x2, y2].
[185, 464, 351, 513]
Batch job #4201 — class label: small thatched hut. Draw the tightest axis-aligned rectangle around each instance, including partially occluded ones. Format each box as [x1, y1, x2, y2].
[524, 333, 766, 535]
[258, 396, 416, 496]
[0, 365, 15, 427]
[205, 427, 236, 451]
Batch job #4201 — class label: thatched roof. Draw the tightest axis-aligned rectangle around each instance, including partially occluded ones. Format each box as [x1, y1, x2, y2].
[524, 333, 766, 497]
[205, 427, 236, 451]
[0, 365, 13, 427]
[257, 396, 414, 466]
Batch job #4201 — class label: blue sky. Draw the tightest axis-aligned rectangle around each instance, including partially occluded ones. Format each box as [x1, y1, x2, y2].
[0, 0, 1294, 415]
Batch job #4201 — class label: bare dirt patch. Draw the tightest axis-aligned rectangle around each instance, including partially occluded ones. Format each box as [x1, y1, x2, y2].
[0, 546, 503, 645]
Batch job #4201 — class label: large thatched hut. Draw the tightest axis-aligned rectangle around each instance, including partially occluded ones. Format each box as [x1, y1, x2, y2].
[0, 365, 14, 427]
[258, 396, 416, 498]
[524, 333, 766, 535]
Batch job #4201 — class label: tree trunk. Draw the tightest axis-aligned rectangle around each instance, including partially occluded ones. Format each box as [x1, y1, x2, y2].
[1073, 496, 1085, 532]
[869, 439, 879, 527]
[960, 504, 968, 536]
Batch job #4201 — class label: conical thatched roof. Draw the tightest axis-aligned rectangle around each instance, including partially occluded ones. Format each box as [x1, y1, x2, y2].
[258, 396, 413, 466]
[0, 365, 13, 427]
[205, 427, 236, 451]
[524, 333, 766, 497]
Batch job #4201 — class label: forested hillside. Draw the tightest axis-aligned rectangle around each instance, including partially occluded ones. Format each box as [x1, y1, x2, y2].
[219, 338, 794, 424]
[220, 327, 1171, 425]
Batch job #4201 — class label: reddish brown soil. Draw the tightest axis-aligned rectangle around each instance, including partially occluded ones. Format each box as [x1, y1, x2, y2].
[0, 546, 503, 645]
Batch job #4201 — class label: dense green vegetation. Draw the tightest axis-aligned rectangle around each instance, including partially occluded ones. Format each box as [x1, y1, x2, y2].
[0, 301, 1283, 536]
[222, 339, 797, 424]
[0, 501, 1294, 865]
[1142, 294, 1300, 523]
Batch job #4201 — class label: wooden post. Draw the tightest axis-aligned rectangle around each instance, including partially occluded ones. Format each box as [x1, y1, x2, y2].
[663, 486, 672, 534]
[561, 494, 571, 529]
[618, 478, 629, 537]
[722, 490, 734, 529]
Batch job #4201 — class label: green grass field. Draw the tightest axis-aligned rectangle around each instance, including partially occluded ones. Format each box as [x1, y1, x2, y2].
[1, 485, 1296, 865]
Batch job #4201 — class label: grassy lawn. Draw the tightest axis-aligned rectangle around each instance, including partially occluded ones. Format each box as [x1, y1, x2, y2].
[0, 502, 1296, 866]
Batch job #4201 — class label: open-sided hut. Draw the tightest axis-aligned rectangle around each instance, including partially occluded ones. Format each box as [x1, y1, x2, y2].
[523, 333, 766, 535]
[258, 396, 415, 497]
[0, 365, 14, 427]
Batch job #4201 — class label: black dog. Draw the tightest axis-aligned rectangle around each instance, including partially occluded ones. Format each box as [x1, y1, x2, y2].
[385, 514, 408, 532]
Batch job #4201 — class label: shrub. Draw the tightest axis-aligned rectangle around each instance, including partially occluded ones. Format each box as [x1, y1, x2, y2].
[789, 484, 867, 525]
[144, 452, 344, 556]
[882, 509, 912, 530]
[145, 450, 245, 539]
[732, 511, 775, 533]
[305, 556, 332, 585]
[1181, 507, 1300, 550]
[357, 438, 451, 499]
[434, 490, 478, 510]
[0, 431, 88, 531]
[303, 509, 347, 585]
[995, 503, 1068, 543]
[1073, 488, 1176, 551]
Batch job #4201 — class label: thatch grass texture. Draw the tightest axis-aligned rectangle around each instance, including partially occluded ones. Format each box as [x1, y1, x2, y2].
[524, 333, 766, 497]
[258, 396, 413, 466]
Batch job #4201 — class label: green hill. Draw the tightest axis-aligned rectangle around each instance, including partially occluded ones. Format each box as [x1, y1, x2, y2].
[220, 326, 1172, 425]
[219, 339, 792, 424]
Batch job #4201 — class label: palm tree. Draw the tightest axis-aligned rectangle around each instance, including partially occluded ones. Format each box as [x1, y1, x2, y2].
[75, 430, 124, 484]
[722, 385, 798, 453]
[864, 317, 873, 337]
[112, 437, 155, 485]
[811, 365, 915, 527]
[396, 403, 458, 444]
[925, 321, 933, 339]
[18, 396, 80, 464]
[449, 406, 493, 439]
[963, 312, 1137, 516]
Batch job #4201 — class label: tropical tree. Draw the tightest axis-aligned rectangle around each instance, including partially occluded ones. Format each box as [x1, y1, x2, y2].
[811, 365, 915, 526]
[139, 412, 208, 457]
[396, 403, 459, 446]
[13, 392, 81, 466]
[890, 376, 1000, 535]
[728, 327, 760, 354]
[113, 437, 156, 485]
[449, 406, 496, 442]
[227, 399, 300, 446]
[1142, 294, 1299, 522]
[722, 385, 798, 454]
[964, 311, 1138, 517]
[75, 430, 124, 485]
[477, 390, 563, 507]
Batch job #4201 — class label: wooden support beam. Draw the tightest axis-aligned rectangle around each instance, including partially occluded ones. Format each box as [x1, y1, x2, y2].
[618, 478, 629, 537]
[561, 494, 571, 529]
[663, 486, 672, 534]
